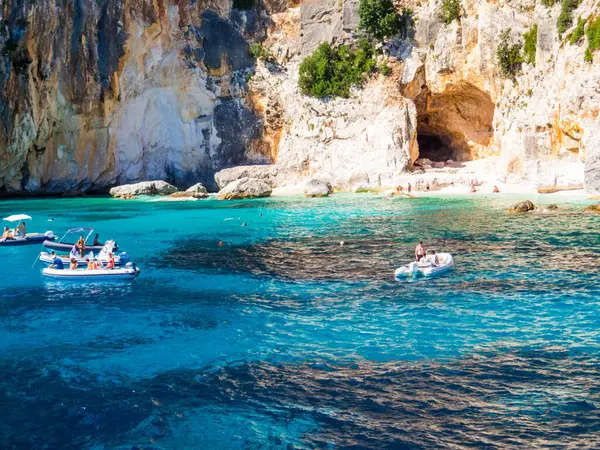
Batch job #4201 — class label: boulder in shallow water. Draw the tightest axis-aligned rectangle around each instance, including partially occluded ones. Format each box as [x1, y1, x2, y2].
[175, 183, 209, 199]
[583, 203, 600, 213]
[214, 165, 277, 189]
[304, 179, 333, 197]
[508, 200, 537, 213]
[218, 177, 272, 200]
[110, 181, 178, 197]
[547, 204, 558, 210]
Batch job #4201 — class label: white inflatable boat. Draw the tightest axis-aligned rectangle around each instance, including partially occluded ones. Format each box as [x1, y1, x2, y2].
[39, 240, 129, 267]
[42, 262, 140, 280]
[395, 252, 454, 279]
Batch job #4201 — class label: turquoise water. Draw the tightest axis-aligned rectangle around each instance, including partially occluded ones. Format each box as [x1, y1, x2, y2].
[1, 194, 599, 449]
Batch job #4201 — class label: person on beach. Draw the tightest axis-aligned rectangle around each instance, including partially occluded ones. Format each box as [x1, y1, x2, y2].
[426, 183, 430, 192]
[70, 258, 78, 270]
[408, 183, 412, 193]
[493, 185, 500, 193]
[415, 241, 426, 262]
[93, 234, 101, 246]
[77, 235, 86, 257]
[396, 185, 404, 194]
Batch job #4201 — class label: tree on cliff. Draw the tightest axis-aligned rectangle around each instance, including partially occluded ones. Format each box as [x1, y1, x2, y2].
[358, 0, 403, 40]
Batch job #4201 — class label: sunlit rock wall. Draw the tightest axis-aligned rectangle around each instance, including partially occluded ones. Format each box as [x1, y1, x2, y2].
[0, 0, 263, 193]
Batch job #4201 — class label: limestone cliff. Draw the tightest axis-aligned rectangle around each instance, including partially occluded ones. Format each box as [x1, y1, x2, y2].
[1, 0, 599, 194]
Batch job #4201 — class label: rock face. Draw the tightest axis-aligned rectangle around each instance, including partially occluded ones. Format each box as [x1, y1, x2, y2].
[110, 181, 177, 197]
[170, 183, 209, 199]
[583, 204, 600, 213]
[214, 165, 277, 189]
[1, 0, 600, 195]
[0, 0, 267, 194]
[218, 178, 272, 200]
[304, 179, 333, 197]
[509, 200, 537, 213]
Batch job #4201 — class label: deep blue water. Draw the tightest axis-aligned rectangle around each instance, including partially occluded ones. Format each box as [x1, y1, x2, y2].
[0, 194, 599, 449]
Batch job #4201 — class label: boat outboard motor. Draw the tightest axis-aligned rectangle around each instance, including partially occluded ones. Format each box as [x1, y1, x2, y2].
[45, 231, 54, 239]
[119, 252, 130, 264]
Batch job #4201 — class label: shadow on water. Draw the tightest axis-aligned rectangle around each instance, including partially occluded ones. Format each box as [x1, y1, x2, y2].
[2, 347, 600, 449]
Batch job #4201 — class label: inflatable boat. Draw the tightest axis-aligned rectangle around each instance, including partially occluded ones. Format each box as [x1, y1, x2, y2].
[42, 262, 140, 280]
[395, 252, 454, 279]
[0, 232, 55, 246]
[1, 215, 55, 246]
[39, 240, 129, 267]
[43, 227, 117, 253]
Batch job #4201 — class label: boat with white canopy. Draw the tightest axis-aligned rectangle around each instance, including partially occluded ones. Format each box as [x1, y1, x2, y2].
[43, 227, 115, 252]
[0, 215, 55, 246]
[39, 240, 130, 267]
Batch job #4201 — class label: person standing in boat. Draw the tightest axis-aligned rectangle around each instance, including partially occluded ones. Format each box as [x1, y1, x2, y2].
[415, 241, 426, 262]
[77, 235, 86, 257]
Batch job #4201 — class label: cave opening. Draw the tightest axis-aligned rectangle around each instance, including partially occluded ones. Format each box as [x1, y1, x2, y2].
[412, 82, 496, 165]
[416, 133, 454, 162]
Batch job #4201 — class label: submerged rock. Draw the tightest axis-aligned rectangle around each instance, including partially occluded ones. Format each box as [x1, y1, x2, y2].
[304, 179, 333, 197]
[218, 177, 272, 200]
[110, 181, 178, 197]
[547, 204, 559, 210]
[583, 203, 600, 213]
[508, 200, 537, 213]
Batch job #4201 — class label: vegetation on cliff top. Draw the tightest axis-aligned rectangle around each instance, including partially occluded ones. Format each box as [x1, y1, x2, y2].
[359, 0, 410, 40]
[298, 40, 376, 98]
[439, 0, 461, 25]
[497, 29, 523, 79]
[523, 25, 538, 64]
[250, 43, 275, 64]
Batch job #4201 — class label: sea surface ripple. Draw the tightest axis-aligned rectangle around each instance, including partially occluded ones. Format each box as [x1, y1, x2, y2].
[0, 194, 599, 449]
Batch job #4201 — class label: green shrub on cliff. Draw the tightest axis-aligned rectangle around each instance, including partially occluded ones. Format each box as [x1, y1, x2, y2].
[358, 0, 403, 40]
[541, 0, 559, 7]
[497, 29, 522, 79]
[523, 24, 538, 64]
[585, 16, 600, 62]
[250, 43, 275, 63]
[557, 0, 579, 36]
[439, 0, 461, 24]
[569, 16, 586, 45]
[298, 40, 376, 98]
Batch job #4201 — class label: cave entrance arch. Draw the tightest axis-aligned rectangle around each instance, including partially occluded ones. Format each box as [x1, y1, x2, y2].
[414, 82, 495, 163]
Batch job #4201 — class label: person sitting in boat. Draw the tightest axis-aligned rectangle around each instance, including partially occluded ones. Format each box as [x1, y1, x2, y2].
[76, 235, 86, 257]
[86, 258, 93, 270]
[415, 241, 426, 262]
[106, 253, 115, 269]
[91, 258, 100, 270]
[93, 233, 102, 246]
[1, 226, 14, 241]
[18, 221, 26, 237]
[50, 256, 64, 270]
[427, 250, 440, 266]
[69, 258, 78, 270]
